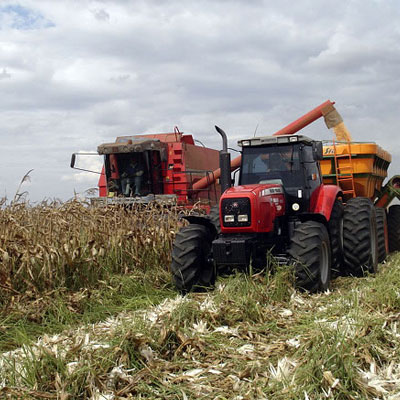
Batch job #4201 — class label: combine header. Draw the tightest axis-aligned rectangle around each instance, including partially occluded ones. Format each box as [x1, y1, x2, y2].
[171, 101, 400, 293]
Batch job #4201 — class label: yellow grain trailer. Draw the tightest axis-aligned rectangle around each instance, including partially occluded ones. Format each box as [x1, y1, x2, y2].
[319, 137, 400, 274]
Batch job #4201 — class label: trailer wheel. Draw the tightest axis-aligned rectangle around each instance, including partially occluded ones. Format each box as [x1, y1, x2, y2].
[376, 207, 388, 263]
[209, 205, 221, 235]
[388, 205, 400, 252]
[343, 197, 378, 275]
[171, 224, 215, 293]
[288, 221, 331, 293]
[329, 199, 344, 276]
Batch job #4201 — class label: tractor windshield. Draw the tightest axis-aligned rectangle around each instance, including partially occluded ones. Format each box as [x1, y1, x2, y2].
[240, 144, 301, 187]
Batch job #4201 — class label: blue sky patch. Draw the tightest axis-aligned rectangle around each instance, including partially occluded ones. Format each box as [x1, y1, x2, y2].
[0, 4, 55, 30]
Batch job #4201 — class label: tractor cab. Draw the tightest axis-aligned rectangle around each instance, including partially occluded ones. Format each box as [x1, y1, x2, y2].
[238, 134, 323, 214]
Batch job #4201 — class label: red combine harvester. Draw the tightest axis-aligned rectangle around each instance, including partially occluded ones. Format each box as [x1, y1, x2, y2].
[171, 101, 400, 294]
[71, 127, 221, 209]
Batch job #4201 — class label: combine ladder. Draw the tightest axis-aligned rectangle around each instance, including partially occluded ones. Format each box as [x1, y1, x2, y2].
[333, 140, 356, 199]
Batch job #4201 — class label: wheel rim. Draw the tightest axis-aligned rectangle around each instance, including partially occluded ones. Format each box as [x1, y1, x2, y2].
[320, 240, 329, 285]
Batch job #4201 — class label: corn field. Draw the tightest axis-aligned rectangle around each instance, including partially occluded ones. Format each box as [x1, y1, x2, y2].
[0, 200, 184, 305]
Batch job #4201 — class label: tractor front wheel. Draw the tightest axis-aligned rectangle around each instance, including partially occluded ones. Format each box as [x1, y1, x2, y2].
[288, 221, 331, 293]
[343, 197, 378, 275]
[171, 224, 215, 293]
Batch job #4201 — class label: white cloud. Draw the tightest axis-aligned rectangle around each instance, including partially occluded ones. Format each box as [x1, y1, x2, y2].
[0, 68, 11, 79]
[91, 8, 110, 22]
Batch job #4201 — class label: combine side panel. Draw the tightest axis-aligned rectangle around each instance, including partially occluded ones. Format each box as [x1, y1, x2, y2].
[164, 141, 187, 201]
[164, 141, 221, 205]
[147, 135, 220, 206]
[184, 144, 221, 204]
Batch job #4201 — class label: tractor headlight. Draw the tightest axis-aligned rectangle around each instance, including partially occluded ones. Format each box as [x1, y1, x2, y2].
[238, 214, 248, 222]
[224, 215, 235, 223]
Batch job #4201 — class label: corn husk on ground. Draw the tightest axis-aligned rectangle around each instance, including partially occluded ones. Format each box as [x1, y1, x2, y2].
[1, 200, 400, 399]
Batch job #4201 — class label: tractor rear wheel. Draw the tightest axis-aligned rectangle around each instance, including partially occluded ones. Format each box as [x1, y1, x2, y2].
[343, 197, 378, 275]
[388, 205, 400, 252]
[376, 207, 388, 263]
[329, 199, 344, 276]
[288, 221, 331, 293]
[171, 224, 215, 293]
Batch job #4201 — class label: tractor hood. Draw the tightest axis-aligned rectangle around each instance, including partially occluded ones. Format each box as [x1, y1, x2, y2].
[220, 183, 285, 234]
[97, 139, 168, 161]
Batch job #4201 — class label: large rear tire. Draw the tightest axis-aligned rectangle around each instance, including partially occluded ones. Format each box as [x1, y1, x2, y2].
[171, 224, 215, 293]
[288, 221, 331, 293]
[343, 197, 378, 275]
[329, 199, 344, 276]
[388, 205, 400, 253]
[376, 207, 388, 263]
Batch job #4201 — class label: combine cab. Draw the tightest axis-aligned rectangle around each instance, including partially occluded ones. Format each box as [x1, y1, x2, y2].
[71, 128, 221, 209]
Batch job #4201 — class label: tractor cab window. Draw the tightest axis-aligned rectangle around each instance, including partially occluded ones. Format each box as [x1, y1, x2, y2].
[240, 144, 301, 187]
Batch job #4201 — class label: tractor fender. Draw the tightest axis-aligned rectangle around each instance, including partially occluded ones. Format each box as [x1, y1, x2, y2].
[310, 184, 342, 221]
[183, 215, 218, 238]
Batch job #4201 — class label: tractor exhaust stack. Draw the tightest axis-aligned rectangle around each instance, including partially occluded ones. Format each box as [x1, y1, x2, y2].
[215, 125, 232, 193]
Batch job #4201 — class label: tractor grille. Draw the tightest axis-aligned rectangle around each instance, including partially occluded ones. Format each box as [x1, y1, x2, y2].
[221, 197, 251, 227]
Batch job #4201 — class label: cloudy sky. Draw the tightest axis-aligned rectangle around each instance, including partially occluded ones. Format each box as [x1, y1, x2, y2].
[1, 0, 400, 202]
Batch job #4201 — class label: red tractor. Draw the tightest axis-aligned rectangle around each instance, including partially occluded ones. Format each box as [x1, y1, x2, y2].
[171, 129, 338, 293]
[171, 101, 399, 293]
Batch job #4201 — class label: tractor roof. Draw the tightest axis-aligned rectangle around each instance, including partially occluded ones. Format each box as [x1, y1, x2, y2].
[238, 134, 316, 148]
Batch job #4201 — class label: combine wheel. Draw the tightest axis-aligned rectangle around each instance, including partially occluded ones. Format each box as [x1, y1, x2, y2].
[328, 199, 344, 276]
[376, 207, 388, 263]
[343, 197, 378, 275]
[288, 221, 331, 293]
[388, 205, 400, 252]
[171, 224, 215, 293]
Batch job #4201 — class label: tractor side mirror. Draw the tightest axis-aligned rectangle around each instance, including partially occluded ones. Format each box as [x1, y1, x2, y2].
[70, 153, 76, 168]
[313, 142, 323, 161]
